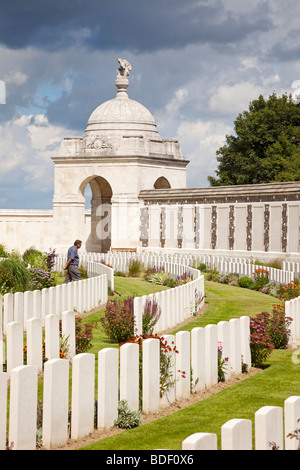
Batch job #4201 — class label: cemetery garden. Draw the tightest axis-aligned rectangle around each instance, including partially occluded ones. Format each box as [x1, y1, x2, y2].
[0, 245, 300, 450]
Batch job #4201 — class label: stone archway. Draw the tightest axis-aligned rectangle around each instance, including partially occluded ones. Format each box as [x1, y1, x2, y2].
[79, 176, 113, 253]
[153, 176, 171, 189]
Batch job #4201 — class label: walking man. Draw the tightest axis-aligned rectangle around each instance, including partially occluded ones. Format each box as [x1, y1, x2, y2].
[63, 240, 82, 284]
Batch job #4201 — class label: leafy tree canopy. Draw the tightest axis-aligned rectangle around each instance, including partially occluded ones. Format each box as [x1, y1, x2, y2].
[208, 93, 300, 186]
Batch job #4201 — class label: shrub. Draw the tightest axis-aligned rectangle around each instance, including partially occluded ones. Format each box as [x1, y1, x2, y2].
[249, 309, 291, 365]
[101, 297, 135, 343]
[75, 317, 95, 354]
[0, 264, 15, 294]
[253, 268, 269, 291]
[78, 266, 88, 279]
[279, 279, 300, 301]
[217, 341, 228, 382]
[206, 270, 220, 282]
[147, 271, 170, 285]
[165, 278, 177, 288]
[114, 400, 142, 429]
[238, 276, 255, 289]
[128, 260, 143, 277]
[175, 272, 193, 286]
[23, 246, 48, 270]
[115, 271, 126, 277]
[142, 298, 161, 334]
[0, 256, 32, 293]
[220, 273, 239, 286]
[0, 244, 8, 258]
[46, 248, 57, 271]
[268, 309, 292, 349]
[121, 334, 180, 400]
[29, 268, 56, 290]
[197, 263, 207, 272]
[250, 312, 275, 366]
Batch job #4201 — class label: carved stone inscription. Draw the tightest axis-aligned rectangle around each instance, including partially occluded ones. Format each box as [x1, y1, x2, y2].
[282, 204, 288, 253]
[229, 205, 235, 250]
[246, 205, 252, 251]
[140, 207, 149, 247]
[211, 206, 217, 250]
[194, 206, 200, 249]
[160, 207, 166, 248]
[177, 206, 183, 249]
[264, 204, 270, 252]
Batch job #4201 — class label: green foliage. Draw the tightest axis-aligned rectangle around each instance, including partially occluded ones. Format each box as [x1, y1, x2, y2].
[197, 263, 207, 272]
[101, 297, 135, 343]
[217, 342, 228, 382]
[23, 246, 48, 270]
[75, 317, 95, 354]
[147, 271, 170, 285]
[78, 266, 88, 279]
[238, 276, 255, 289]
[29, 268, 56, 290]
[253, 268, 269, 291]
[115, 271, 126, 277]
[142, 298, 161, 335]
[250, 309, 292, 366]
[219, 273, 239, 286]
[208, 93, 300, 186]
[206, 270, 220, 282]
[128, 260, 143, 277]
[0, 244, 8, 258]
[114, 400, 142, 429]
[0, 256, 32, 294]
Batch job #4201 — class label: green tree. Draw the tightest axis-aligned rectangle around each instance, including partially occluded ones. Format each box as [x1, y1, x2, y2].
[208, 93, 300, 186]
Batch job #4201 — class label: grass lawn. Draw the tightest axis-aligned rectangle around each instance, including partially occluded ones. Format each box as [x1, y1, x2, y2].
[81, 349, 299, 450]
[85, 276, 169, 354]
[77, 275, 297, 451]
[172, 278, 278, 333]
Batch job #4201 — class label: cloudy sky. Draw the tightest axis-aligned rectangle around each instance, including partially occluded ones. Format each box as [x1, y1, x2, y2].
[0, 0, 299, 209]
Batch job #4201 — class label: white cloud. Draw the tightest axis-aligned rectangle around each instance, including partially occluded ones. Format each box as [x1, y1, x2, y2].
[0, 114, 78, 193]
[176, 119, 233, 187]
[4, 71, 28, 85]
[208, 81, 265, 115]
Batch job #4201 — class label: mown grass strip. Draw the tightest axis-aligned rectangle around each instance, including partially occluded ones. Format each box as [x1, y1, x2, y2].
[79, 276, 294, 450]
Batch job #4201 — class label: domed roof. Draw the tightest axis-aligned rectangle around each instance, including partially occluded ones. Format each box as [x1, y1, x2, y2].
[85, 59, 161, 141]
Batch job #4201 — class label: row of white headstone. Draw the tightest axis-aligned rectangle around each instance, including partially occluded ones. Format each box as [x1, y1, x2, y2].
[182, 396, 300, 450]
[0, 274, 108, 335]
[4, 310, 75, 376]
[286, 296, 300, 347]
[1, 314, 251, 450]
[71, 251, 295, 284]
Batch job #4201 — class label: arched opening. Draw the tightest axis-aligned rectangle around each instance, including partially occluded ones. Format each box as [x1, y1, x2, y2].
[153, 176, 171, 189]
[80, 176, 113, 253]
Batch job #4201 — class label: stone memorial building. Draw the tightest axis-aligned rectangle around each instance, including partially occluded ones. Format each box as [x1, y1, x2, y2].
[0, 59, 299, 261]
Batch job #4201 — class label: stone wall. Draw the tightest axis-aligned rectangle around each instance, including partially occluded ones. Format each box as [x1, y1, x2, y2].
[139, 182, 300, 261]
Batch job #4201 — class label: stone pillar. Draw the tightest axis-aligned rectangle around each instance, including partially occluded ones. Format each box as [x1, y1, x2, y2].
[111, 195, 142, 249]
[52, 200, 85, 252]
